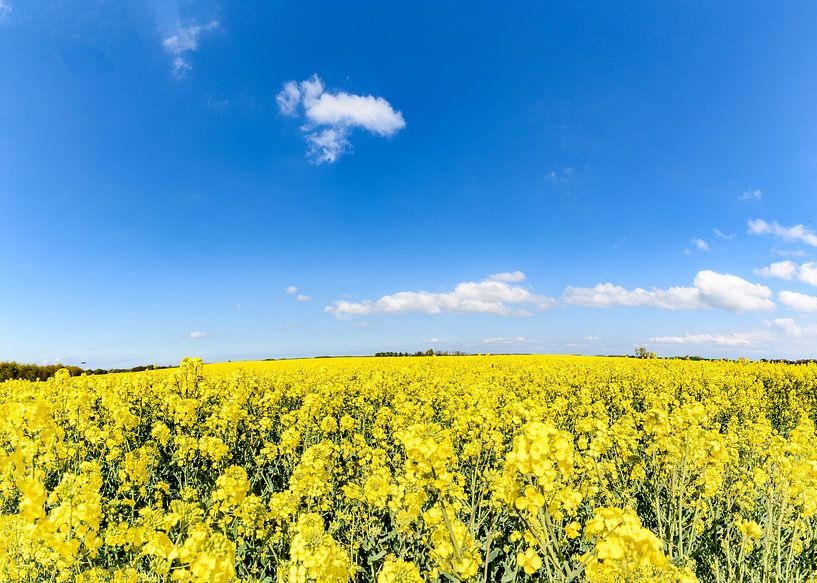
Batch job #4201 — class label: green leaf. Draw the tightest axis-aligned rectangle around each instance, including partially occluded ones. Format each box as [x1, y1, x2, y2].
[367, 549, 387, 564]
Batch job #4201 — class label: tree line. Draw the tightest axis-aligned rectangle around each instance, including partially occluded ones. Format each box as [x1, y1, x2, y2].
[0, 361, 173, 381]
[374, 349, 470, 357]
[0, 362, 83, 381]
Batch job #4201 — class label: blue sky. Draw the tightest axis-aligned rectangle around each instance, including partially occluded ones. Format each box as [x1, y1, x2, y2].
[2, 1, 817, 367]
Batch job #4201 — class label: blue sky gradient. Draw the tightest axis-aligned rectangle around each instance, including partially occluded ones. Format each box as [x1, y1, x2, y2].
[2, 1, 817, 366]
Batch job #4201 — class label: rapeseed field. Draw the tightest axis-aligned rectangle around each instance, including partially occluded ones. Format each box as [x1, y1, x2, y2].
[2, 355, 817, 582]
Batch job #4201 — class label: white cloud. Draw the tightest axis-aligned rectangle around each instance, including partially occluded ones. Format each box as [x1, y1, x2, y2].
[285, 286, 311, 301]
[562, 283, 703, 310]
[0, 1, 11, 17]
[276, 74, 405, 164]
[163, 21, 219, 54]
[714, 228, 735, 240]
[305, 92, 406, 135]
[483, 336, 528, 345]
[306, 127, 351, 164]
[754, 261, 817, 286]
[802, 264, 817, 286]
[650, 318, 817, 353]
[691, 238, 710, 251]
[546, 167, 575, 183]
[779, 290, 817, 313]
[584, 336, 602, 341]
[739, 189, 763, 201]
[765, 317, 804, 337]
[772, 247, 807, 258]
[487, 271, 526, 282]
[325, 272, 555, 318]
[562, 270, 774, 312]
[754, 260, 798, 280]
[694, 270, 775, 311]
[429, 337, 441, 344]
[483, 337, 513, 345]
[276, 81, 301, 116]
[188, 331, 208, 339]
[162, 21, 219, 76]
[748, 219, 817, 247]
[649, 333, 756, 347]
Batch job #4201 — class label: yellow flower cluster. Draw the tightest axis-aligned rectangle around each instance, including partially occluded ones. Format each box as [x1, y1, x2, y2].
[583, 507, 695, 582]
[376, 557, 423, 583]
[282, 513, 351, 583]
[2, 355, 817, 581]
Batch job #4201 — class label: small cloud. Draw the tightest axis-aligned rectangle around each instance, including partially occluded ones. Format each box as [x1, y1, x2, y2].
[207, 98, 231, 110]
[754, 260, 798, 280]
[0, 1, 11, 18]
[162, 21, 219, 77]
[739, 189, 763, 201]
[584, 335, 602, 341]
[170, 57, 190, 76]
[649, 332, 756, 347]
[546, 167, 575, 183]
[545, 167, 579, 196]
[487, 271, 526, 283]
[282, 322, 302, 330]
[772, 247, 807, 258]
[779, 290, 817, 313]
[306, 128, 349, 163]
[764, 318, 817, 338]
[483, 337, 513, 345]
[276, 81, 301, 116]
[754, 261, 817, 286]
[748, 219, 817, 247]
[286, 286, 311, 301]
[429, 337, 441, 344]
[188, 331, 209, 339]
[691, 238, 710, 251]
[764, 317, 804, 337]
[482, 336, 528, 345]
[276, 74, 405, 164]
[713, 228, 735, 240]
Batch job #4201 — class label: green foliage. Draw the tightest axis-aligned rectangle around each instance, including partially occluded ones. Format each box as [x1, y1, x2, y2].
[374, 349, 469, 357]
[0, 361, 82, 381]
[634, 347, 657, 359]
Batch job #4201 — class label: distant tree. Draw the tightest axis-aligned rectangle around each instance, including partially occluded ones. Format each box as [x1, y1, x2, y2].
[374, 349, 471, 358]
[0, 362, 82, 381]
[634, 347, 656, 359]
